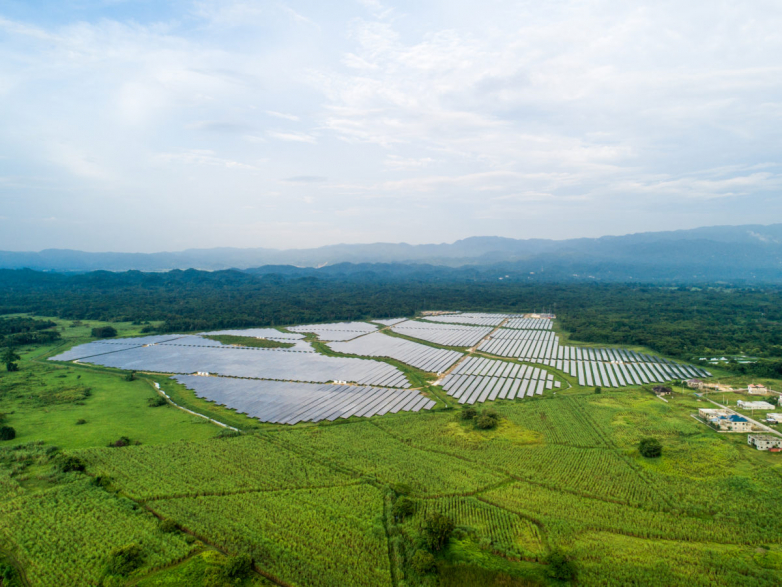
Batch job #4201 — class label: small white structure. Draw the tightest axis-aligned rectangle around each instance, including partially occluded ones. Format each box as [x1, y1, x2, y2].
[765, 413, 782, 424]
[737, 400, 775, 410]
[699, 408, 729, 419]
[748, 435, 782, 451]
[195, 371, 210, 376]
[748, 384, 769, 395]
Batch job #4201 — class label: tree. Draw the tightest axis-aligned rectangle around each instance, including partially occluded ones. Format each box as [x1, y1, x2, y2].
[545, 549, 576, 580]
[92, 326, 117, 339]
[639, 437, 662, 458]
[422, 512, 454, 552]
[2, 347, 20, 371]
[0, 426, 15, 441]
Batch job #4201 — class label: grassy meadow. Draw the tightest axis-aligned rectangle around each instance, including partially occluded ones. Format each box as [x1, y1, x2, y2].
[0, 315, 781, 586]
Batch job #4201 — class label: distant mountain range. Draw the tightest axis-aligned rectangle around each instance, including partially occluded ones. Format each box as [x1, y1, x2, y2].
[1, 224, 782, 282]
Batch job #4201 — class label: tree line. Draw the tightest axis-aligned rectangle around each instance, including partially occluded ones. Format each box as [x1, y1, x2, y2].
[0, 268, 780, 361]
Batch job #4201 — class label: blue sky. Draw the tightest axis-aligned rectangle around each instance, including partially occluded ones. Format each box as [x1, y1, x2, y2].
[0, 0, 780, 252]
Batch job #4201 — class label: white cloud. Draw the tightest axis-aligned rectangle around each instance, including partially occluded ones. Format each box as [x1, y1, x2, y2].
[1, 0, 781, 251]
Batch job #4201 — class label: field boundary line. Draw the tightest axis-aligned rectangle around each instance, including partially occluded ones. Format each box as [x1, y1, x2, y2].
[148, 380, 240, 432]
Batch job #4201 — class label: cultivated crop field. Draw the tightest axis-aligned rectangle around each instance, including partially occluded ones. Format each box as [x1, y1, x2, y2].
[0, 312, 780, 586]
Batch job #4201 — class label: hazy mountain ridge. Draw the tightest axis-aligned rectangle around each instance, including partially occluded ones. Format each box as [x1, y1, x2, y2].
[1, 224, 781, 280]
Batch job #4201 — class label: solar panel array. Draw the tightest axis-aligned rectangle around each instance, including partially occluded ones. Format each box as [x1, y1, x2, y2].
[201, 328, 304, 340]
[478, 329, 710, 387]
[51, 339, 409, 387]
[439, 356, 558, 404]
[503, 317, 553, 330]
[392, 321, 493, 347]
[175, 375, 434, 425]
[328, 332, 463, 373]
[372, 318, 408, 326]
[287, 322, 378, 341]
[423, 313, 510, 327]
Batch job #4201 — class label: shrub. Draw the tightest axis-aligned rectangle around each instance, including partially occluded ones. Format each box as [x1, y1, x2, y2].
[639, 437, 662, 458]
[0, 426, 15, 441]
[410, 550, 436, 574]
[105, 543, 144, 576]
[475, 415, 498, 430]
[460, 407, 477, 420]
[594, 386, 602, 394]
[76, 418, 87, 425]
[125, 371, 136, 382]
[59, 455, 86, 473]
[92, 326, 117, 339]
[222, 553, 253, 579]
[108, 436, 138, 448]
[546, 549, 576, 580]
[158, 518, 179, 533]
[392, 496, 416, 521]
[147, 396, 167, 407]
[215, 428, 242, 439]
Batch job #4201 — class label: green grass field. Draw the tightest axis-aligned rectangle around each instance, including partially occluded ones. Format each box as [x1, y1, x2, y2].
[1, 315, 782, 586]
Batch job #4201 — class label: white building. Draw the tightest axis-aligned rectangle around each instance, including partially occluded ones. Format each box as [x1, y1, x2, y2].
[737, 400, 775, 410]
[748, 384, 769, 395]
[699, 408, 729, 419]
[747, 435, 782, 451]
[766, 413, 782, 424]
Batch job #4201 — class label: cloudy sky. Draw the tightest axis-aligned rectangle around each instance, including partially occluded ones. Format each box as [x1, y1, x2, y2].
[0, 0, 780, 252]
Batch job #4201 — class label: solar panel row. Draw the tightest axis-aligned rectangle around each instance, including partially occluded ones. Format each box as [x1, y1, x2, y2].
[174, 375, 434, 425]
[439, 356, 558, 404]
[201, 328, 304, 340]
[503, 318, 554, 330]
[50, 341, 410, 387]
[327, 331, 463, 373]
[422, 313, 511, 327]
[392, 321, 493, 347]
[288, 321, 378, 341]
[546, 358, 708, 387]
[371, 318, 408, 326]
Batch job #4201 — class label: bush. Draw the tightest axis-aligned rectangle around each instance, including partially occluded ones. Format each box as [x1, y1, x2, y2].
[639, 437, 662, 458]
[392, 496, 416, 521]
[0, 426, 15, 441]
[59, 455, 86, 473]
[222, 553, 253, 579]
[215, 428, 242, 439]
[410, 550, 436, 574]
[594, 386, 602, 394]
[422, 512, 454, 552]
[147, 396, 167, 407]
[92, 326, 117, 339]
[460, 407, 477, 420]
[125, 371, 136, 382]
[108, 436, 138, 448]
[75, 418, 87, 425]
[546, 549, 576, 580]
[158, 518, 179, 533]
[475, 415, 498, 430]
[105, 543, 144, 576]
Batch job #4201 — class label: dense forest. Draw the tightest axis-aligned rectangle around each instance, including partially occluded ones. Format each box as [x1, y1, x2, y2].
[1, 268, 781, 363]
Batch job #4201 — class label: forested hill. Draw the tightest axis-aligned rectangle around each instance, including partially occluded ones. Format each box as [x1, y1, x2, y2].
[1, 267, 781, 363]
[1, 223, 781, 278]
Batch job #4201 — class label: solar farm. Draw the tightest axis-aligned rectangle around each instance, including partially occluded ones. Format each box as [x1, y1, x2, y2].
[49, 312, 710, 425]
